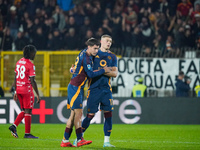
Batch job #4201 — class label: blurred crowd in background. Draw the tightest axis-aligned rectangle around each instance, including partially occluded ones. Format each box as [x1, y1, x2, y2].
[0, 0, 200, 57]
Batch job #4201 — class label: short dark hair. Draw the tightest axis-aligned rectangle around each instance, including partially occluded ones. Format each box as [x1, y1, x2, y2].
[179, 71, 184, 76]
[23, 45, 37, 59]
[86, 38, 100, 46]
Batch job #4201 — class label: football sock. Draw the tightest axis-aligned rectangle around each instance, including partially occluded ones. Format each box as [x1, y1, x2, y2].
[82, 114, 94, 133]
[76, 127, 82, 141]
[104, 112, 112, 137]
[14, 111, 25, 126]
[64, 127, 72, 140]
[25, 113, 31, 134]
[104, 136, 110, 143]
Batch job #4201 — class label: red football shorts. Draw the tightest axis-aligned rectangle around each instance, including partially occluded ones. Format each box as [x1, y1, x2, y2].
[17, 92, 35, 109]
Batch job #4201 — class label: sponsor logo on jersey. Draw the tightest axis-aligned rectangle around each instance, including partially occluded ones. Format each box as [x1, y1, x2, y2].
[19, 60, 26, 64]
[100, 60, 107, 67]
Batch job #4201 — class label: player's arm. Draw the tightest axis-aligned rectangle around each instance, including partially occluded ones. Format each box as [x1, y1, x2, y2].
[104, 54, 118, 78]
[83, 58, 110, 78]
[13, 73, 17, 101]
[104, 66, 118, 78]
[30, 76, 40, 103]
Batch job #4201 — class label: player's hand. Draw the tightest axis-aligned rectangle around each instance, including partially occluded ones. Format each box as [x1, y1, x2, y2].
[13, 93, 18, 101]
[103, 66, 111, 73]
[36, 95, 41, 104]
[70, 64, 75, 74]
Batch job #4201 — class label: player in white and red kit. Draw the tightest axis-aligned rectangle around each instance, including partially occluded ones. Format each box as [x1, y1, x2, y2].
[9, 45, 40, 138]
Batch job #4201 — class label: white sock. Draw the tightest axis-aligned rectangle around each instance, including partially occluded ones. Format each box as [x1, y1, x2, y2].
[13, 124, 17, 128]
[104, 136, 110, 143]
[62, 139, 69, 143]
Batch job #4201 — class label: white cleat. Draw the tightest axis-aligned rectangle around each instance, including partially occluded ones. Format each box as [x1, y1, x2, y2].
[103, 142, 115, 147]
[73, 138, 77, 147]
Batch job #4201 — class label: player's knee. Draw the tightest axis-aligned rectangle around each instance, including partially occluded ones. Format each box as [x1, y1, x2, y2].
[104, 111, 112, 118]
[75, 110, 83, 119]
[24, 109, 32, 114]
[87, 113, 95, 119]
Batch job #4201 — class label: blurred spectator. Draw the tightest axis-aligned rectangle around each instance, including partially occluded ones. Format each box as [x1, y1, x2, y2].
[7, 6, 19, 40]
[72, 5, 85, 26]
[26, 18, 34, 38]
[183, 25, 195, 48]
[139, 17, 154, 48]
[193, 13, 200, 37]
[125, 0, 139, 14]
[95, 27, 104, 39]
[52, 5, 66, 31]
[131, 77, 147, 97]
[49, 29, 63, 50]
[32, 17, 43, 35]
[43, 0, 55, 18]
[122, 22, 132, 57]
[20, 11, 30, 32]
[111, 5, 123, 50]
[145, 0, 159, 13]
[0, 0, 8, 25]
[122, 4, 138, 27]
[79, 16, 93, 38]
[101, 17, 112, 35]
[26, 0, 39, 18]
[104, 7, 112, 21]
[159, 0, 169, 14]
[175, 71, 191, 97]
[46, 33, 53, 50]
[190, 3, 200, 24]
[90, 6, 103, 31]
[175, 26, 185, 49]
[64, 27, 78, 50]
[134, 0, 143, 10]
[168, 0, 179, 17]
[80, 29, 93, 48]
[14, 31, 30, 50]
[163, 34, 177, 57]
[64, 16, 78, 34]
[32, 27, 47, 50]
[1, 27, 13, 50]
[153, 33, 165, 55]
[132, 26, 143, 49]
[176, 0, 193, 20]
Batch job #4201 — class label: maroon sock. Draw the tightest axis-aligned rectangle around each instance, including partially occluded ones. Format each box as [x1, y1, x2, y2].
[14, 111, 25, 126]
[76, 127, 82, 141]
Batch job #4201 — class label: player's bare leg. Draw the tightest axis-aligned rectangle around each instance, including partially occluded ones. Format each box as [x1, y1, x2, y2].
[61, 110, 76, 147]
[74, 109, 92, 147]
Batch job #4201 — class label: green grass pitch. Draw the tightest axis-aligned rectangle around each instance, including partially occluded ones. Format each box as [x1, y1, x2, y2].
[0, 124, 200, 150]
